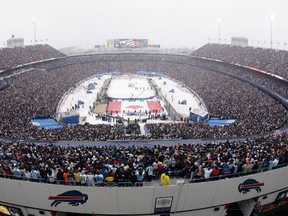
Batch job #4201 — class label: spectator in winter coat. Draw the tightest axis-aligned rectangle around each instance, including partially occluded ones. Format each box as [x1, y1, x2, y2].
[160, 170, 170, 186]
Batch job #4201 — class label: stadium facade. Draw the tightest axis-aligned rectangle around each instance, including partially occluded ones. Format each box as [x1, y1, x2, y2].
[0, 167, 288, 216]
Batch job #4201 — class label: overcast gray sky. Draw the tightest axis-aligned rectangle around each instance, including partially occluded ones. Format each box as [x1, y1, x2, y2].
[1, 0, 287, 50]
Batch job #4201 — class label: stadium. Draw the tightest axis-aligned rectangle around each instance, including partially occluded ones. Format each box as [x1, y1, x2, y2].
[0, 43, 288, 216]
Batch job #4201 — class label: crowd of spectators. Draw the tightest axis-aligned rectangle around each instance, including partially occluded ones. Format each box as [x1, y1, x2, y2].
[0, 132, 287, 185]
[0, 44, 65, 70]
[26, 51, 288, 98]
[192, 59, 288, 98]
[145, 61, 287, 139]
[192, 43, 288, 79]
[0, 53, 287, 141]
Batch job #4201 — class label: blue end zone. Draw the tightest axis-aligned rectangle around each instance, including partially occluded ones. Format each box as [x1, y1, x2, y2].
[31, 118, 64, 129]
[206, 117, 236, 127]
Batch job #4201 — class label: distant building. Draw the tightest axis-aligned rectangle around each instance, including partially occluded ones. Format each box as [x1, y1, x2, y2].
[7, 35, 24, 48]
[107, 39, 114, 48]
[231, 37, 248, 46]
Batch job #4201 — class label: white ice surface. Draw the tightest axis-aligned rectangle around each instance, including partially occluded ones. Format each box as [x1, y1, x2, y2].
[107, 75, 155, 99]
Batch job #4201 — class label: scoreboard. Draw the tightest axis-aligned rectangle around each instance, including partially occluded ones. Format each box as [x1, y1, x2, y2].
[107, 39, 148, 48]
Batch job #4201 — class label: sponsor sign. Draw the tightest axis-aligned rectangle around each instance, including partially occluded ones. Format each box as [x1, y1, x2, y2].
[154, 196, 173, 214]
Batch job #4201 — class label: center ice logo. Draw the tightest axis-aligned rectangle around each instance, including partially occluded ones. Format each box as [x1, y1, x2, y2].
[48, 190, 88, 207]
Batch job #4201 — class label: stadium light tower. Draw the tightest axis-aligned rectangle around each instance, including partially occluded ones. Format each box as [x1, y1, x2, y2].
[216, 18, 222, 44]
[269, 14, 275, 49]
[32, 17, 37, 46]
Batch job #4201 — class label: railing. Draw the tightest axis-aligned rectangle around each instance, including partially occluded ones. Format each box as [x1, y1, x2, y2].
[1, 162, 287, 187]
[189, 162, 288, 183]
[0, 174, 156, 187]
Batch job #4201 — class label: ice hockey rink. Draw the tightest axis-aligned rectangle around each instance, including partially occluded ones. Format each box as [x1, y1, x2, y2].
[106, 74, 155, 100]
[57, 73, 208, 127]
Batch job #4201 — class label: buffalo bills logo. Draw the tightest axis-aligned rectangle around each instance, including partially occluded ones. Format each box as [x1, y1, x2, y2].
[48, 190, 88, 207]
[238, 179, 264, 194]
